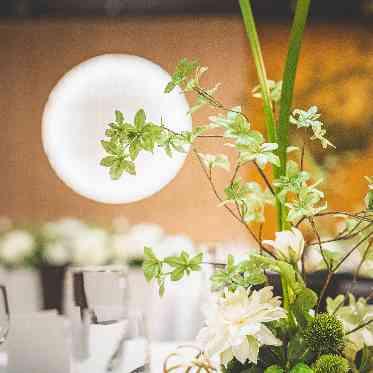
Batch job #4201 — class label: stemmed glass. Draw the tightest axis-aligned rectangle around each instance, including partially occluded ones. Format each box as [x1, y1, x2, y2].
[0, 285, 9, 345]
[65, 266, 150, 373]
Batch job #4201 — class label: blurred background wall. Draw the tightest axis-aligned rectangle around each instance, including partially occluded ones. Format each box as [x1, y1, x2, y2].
[1, 0, 373, 243]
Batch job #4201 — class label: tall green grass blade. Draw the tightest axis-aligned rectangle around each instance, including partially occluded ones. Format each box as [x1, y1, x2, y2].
[278, 0, 311, 177]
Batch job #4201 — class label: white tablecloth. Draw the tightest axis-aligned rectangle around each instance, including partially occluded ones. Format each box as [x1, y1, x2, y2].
[0, 342, 187, 373]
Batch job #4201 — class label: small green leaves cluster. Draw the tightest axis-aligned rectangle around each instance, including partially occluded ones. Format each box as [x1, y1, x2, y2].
[274, 161, 327, 223]
[198, 153, 230, 172]
[101, 109, 196, 179]
[165, 58, 221, 113]
[210, 254, 266, 291]
[223, 179, 274, 223]
[290, 106, 335, 149]
[210, 108, 279, 169]
[164, 58, 200, 93]
[252, 80, 283, 103]
[142, 247, 203, 296]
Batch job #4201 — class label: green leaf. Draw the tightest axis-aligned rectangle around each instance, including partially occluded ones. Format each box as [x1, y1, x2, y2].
[129, 142, 141, 160]
[134, 109, 146, 129]
[180, 250, 190, 263]
[238, 0, 282, 231]
[115, 110, 124, 124]
[109, 159, 125, 180]
[199, 153, 230, 172]
[142, 136, 156, 152]
[158, 281, 165, 296]
[287, 334, 309, 364]
[289, 363, 313, 373]
[164, 81, 176, 93]
[101, 140, 119, 155]
[264, 366, 284, 373]
[164, 256, 185, 267]
[123, 160, 136, 175]
[170, 266, 185, 281]
[142, 247, 162, 282]
[277, 0, 311, 176]
[291, 288, 318, 327]
[100, 156, 116, 167]
[189, 252, 203, 270]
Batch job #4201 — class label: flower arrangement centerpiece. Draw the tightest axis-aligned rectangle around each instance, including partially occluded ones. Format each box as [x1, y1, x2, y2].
[98, 1, 373, 371]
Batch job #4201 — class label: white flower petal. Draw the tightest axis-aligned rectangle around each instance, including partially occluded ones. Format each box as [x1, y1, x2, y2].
[256, 325, 282, 346]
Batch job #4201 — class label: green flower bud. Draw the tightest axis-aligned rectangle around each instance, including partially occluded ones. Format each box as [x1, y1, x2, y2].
[303, 313, 345, 354]
[314, 354, 349, 373]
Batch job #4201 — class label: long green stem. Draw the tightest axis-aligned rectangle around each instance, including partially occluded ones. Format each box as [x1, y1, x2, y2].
[239, 0, 283, 230]
[278, 0, 311, 177]
[239, 0, 277, 145]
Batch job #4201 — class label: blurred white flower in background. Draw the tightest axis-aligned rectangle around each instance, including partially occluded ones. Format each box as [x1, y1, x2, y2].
[154, 234, 194, 258]
[112, 223, 164, 263]
[43, 218, 87, 241]
[43, 242, 70, 266]
[0, 229, 35, 266]
[304, 238, 359, 273]
[197, 286, 286, 366]
[71, 228, 110, 266]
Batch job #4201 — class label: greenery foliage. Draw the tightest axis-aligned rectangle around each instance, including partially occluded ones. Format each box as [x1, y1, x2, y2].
[99, 0, 373, 371]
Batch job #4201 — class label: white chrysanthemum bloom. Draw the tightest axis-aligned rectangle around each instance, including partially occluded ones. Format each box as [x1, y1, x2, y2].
[43, 218, 87, 241]
[111, 233, 131, 263]
[43, 242, 70, 266]
[0, 229, 35, 265]
[263, 228, 304, 264]
[71, 228, 110, 266]
[197, 287, 286, 366]
[113, 223, 164, 262]
[154, 234, 194, 259]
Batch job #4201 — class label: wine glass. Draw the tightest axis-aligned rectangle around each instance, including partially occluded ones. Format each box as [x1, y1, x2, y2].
[0, 285, 10, 345]
[105, 310, 149, 373]
[65, 266, 150, 373]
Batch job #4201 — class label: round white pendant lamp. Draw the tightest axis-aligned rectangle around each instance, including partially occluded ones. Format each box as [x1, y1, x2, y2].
[42, 54, 192, 204]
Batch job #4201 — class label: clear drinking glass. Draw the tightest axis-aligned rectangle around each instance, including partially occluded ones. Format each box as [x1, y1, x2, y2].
[66, 266, 149, 373]
[0, 285, 9, 344]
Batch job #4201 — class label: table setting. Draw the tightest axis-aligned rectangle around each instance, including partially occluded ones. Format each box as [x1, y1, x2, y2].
[2, 0, 373, 372]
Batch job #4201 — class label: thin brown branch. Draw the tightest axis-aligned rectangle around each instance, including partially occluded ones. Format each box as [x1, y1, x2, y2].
[332, 231, 373, 272]
[351, 241, 373, 292]
[300, 140, 306, 171]
[197, 135, 224, 138]
[296, 210, 373, 228]
[346, 319, 373, 336]
[230, 163, 241, 185]
[253, 161, 275, 196]
[309, 217, 330, 270]
[317, 271, 333, 313]
[307, 222, 373, 247]
[315, 211, 373, 223]
[193, 149, 275, 258]
[192, 86, 251, 123]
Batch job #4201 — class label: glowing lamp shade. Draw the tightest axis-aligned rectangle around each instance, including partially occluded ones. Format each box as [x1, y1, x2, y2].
[42, 54, 192, 204]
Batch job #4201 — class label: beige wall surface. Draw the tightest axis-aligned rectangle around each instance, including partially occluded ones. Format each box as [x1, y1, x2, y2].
[0, 16, 371, 243]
